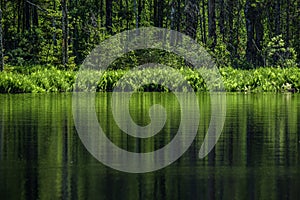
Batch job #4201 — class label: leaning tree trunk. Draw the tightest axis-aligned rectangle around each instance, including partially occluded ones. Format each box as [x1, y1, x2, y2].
[0, 9, 3, 71]
[62, 0, 68, 67]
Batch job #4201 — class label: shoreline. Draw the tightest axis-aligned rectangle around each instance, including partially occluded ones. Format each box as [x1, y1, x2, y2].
[0, 66, 299, 93]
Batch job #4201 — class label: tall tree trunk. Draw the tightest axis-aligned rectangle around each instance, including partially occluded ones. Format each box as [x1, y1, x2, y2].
[235, 0, 241, 61]
[154, 0, 163, 27]
[170, 1, 176, 30]
[157, 0, 163, 27]
[137, 0, 142, 27]
[134, 0, 138, 28]
[177, 0, 181, 32]
[53, 0, 57, 49]
[285, 0, 290, 46]
[106, 0, 112, 33]
[118, 0, 123, 28]
[245, 0, 255, 66]
[219, 0, 225, 42]
[100, 0, 104, 27]
[17, 1, 21, 33]
[185, 0, 199, 40]
[62, 0, 68, 67]
[125, 0, 129, 30]
[275, 0, 281, 35]
[245, 1, 263, 67]
[32, 1, 38, 27]
[153, 0, 158, 26]
[0, 9, 3, 71]
[228, 0, 235, 57]
[208, 0, 216, 49]
[201, 0, 206, 44]
[254, 5, 264, 66]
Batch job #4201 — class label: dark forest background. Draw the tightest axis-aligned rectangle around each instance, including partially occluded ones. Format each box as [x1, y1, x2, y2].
[0, 0, 299, 70]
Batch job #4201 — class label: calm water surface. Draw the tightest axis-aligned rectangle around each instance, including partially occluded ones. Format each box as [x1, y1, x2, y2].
[0, 93, 299, 199]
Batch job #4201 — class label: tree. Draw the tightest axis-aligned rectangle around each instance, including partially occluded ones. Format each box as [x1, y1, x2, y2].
[153, 0, 163, 27]
[106, 0, 112, 33]
[62, 0, 68, 67]
[201, 0, 207, 44]
[185, 0, 199, 40]
[208, 0, 216, 49]
[0, 9, 3, 71]
[244, 0, 264, 67]
[0, 0, 299, 68]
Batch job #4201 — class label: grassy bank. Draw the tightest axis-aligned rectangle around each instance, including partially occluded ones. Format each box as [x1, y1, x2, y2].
[0, 66, 299, 93]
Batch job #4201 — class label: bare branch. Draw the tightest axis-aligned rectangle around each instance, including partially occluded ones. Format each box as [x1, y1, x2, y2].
[26, 0, 48, 13]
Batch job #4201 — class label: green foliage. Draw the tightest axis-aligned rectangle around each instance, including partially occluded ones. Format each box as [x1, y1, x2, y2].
[263, 35, 298, 68]
[221, 67, 300, 92]
[211, 43, 232, 68]
[1, 0, 299, 68]
[0, 66, 74, 93]
[1, 65, 300, 93]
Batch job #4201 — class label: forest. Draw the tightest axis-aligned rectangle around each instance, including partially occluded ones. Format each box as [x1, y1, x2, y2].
[0, 0, 299, 92]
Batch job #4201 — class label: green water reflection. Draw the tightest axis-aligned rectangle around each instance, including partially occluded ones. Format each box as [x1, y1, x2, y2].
[0, 93, 299, 199]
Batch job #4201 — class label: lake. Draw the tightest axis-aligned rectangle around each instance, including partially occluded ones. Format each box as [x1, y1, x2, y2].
[0, 93, 299, 199]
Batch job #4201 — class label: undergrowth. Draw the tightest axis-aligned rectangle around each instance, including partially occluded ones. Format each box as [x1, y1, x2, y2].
[0, 66, 299, 93]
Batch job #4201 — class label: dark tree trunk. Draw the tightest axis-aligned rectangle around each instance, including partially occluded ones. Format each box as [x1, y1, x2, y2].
[275, 0, 281, 35]
[70, 0, 78, 63]
[32, 1, 38, 27]
[245, 1, 264, 67]
[154, 0, 163, 27]
[177, 0, 181, 32]
[234, 0, 241, 61]
[170, 0, 176, 30]
[208, 0, 216, 49]
[228, 0, 235, 56]
[0, 9, 3, 71]
[134, 0, 138, 28]
[106, 0, 112, 33]
[254, 6, 264, 66]
[185, 0, 199, 40]
[153, 0, 158, 26]
[157, 0, 163, 27]
[285, 0, 290, 46]
[137, 0, 142, 27]
[24, 0, 31, 32]
[219, 0, 225, 42]
[201, 0, 206, 44]
[62, 0, 68, 67]
[245, 0, 255, 66]
[17, 1, 21, 33]
[125, 0, 129, 30]
[52, 0, 57, 56]
[100, 0, 104, 27]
